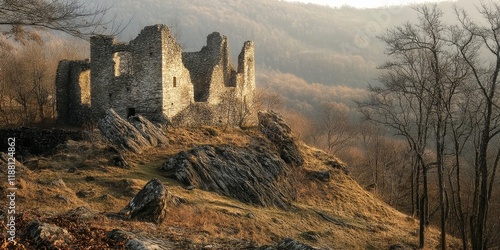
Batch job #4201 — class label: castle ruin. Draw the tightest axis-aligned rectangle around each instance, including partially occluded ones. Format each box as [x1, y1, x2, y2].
[56, 24, 257, 127]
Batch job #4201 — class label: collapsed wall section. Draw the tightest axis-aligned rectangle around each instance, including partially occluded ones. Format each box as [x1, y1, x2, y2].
[56, 60, 91, 125]
[172, 39, 257, 127]
[235, 41, 257, 127]
[182, 32, 236, 103]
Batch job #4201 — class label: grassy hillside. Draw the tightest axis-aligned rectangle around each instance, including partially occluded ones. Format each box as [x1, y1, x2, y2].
[0, 126, 460, 249]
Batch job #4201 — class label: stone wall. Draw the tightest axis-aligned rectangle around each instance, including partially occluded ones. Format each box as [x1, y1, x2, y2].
[90, 35, 116, 119]
[55, 60, 91, 125]
[235, 41, 257, 127]
[126, 25, 164, 121]
[160, 26, 194, 119]
[182, 32, 236, 103]
[174, 32, 257, 127]
[90, 26, 167, 122]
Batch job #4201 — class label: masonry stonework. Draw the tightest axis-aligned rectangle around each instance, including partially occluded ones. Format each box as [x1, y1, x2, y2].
[56, 24, 257, 127]
[55, 60, 91, 125]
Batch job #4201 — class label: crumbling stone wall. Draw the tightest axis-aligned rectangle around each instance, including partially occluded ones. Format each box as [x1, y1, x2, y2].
[89, 25, 194, 122]
[176, 33, 256, 127]
[55, 60, 91, 125]
[234, 41, 257, 127]
[160, 26, 194, 119]
[160, 25, 256, 127]
[182, 32, 236, 103]
[90, 26, 163, 121]
[57, 24, 257, 127]
[89, 35, 117, 120]
[127, 25, 166, 121]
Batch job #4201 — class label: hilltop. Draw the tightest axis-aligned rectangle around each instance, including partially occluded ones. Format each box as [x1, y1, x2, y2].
[0, 112, 459, 249]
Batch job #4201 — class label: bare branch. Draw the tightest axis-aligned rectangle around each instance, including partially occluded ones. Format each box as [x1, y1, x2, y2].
[0, 0, 124, 41]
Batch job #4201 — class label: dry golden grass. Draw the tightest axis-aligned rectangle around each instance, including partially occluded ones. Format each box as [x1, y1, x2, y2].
[0, 127, 462, 249]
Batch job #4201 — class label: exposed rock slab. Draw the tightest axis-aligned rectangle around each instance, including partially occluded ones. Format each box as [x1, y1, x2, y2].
[128, 115, 169, 146]
[26, 221, 74, 248]
[76, 189, 96, 198]
[258, 111, 303, 166]
[306, 170, 332, 182]
[107, 229, 174, 250]
[98, 109, 168, 153]
[65, 206, 100, 221]
[103, 145, 132, 168]
[276, 238, 319, 250]
[162, 145, 296, 208]
[120, 178, 169, 224]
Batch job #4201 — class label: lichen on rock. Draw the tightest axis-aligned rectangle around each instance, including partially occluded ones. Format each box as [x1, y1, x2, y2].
[120, 178, 169, 224]
[258, 110, 304, 166]
[161, 145, 296, 208]
[98, 109, 168, 154]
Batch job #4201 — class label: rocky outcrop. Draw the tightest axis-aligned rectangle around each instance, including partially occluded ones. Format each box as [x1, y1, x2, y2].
[162, 145, 296, 208]
[103, 145, 131, 168]
[26, 221, 74, 248]
[120, 178, 169, 224]
[325, 159, 349, 175]
[65, 206, 100, 221]
[306, 170, 332, 182]
[76, 189, 96, 198]
[258, 111, 303, 166]
[110, 154, 131, 168]
[98, 109, 168, 154]
[128, 115, 169, 146]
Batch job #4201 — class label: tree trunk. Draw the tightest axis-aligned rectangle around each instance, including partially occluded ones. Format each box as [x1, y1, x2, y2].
[436, 112, 447, 250]
[420, 160, 429, 249]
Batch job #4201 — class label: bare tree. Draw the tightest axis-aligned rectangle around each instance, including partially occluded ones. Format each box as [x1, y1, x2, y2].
[254, 87, 285, 112]
[0, 38, 87, 127]
[359, 5, 461, 248]
[0, 0, 121, 41]
[317, 102, 356, 156]
[358, 63, 433, 248]
[354, 122, 414, 209]
[282, 111, 316, 143]
[362, 3, 500, 249]
[2, 50, 34, 124]
[450, 3, 500, 249]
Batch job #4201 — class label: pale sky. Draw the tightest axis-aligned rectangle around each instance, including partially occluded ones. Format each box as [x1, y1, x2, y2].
[287, 0, 455, 9]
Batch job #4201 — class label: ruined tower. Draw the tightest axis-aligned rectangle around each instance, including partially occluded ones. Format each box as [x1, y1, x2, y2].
[56, 24, 256, 127]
